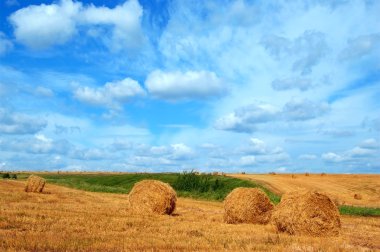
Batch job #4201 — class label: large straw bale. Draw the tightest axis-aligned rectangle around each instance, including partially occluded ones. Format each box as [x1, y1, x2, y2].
[128, 180, 176, 215]
[224, 187, 273, 224]
[272, 190, 341, 236]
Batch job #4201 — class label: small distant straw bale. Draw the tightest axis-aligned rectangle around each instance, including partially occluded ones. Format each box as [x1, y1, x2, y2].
[305, 172, 310, 176]
[25, 175, 45, 193]
[224, 188, 274, 224]
[272, 191, 341, 236]
[128, 180, 177, 215]
[354, 194, 362, 200]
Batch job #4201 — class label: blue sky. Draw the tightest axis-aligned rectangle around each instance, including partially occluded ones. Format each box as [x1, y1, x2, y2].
[0, 0, 379, 173]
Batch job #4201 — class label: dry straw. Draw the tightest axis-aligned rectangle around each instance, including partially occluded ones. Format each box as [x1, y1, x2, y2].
[224, 187, 274, 224]
[25, 175, 46, 193]
[272, 190, 341, 236]
[128, 180, 177, 215]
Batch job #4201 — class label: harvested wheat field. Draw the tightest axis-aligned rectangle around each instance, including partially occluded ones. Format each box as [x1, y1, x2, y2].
[230, 173, 380, 207]
[0, 180, 379, 251]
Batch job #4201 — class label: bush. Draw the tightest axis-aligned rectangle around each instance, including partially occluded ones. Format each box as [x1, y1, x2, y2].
[173, 171, 225, 193]
[2, 173, 10, 179]
[11, 174, 17, 179]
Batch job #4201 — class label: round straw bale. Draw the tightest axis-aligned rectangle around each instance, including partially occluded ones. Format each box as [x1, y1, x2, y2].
[25, 175, 46, 193]
[224, 187, 274, 224]
[128, 180, 177, 215]
[272, 190, 341, 236]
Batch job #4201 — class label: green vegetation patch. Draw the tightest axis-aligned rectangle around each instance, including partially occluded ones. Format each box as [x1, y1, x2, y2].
[339, 205, 380, 217]
[39, 172, 280, 203]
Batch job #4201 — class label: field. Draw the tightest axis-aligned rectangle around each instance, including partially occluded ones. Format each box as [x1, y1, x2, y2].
[1, 174, 380, 251]
[229, 173, 380, 208]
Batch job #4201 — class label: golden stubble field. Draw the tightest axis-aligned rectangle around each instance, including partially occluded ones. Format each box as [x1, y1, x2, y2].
[0, 180, 380, 251]
[230, 173, 380, 208]
[1, 180, 380, 251]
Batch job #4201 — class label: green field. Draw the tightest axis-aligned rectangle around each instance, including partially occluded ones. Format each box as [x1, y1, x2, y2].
[10, 172, 380, 216]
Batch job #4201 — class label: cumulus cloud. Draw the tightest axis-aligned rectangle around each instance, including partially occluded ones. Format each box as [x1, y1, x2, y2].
[321, 152, 345, 162]
[9, 0, 80, 49]
[0, 32, 13, 55]
[242, 138, 268, 155]
[74, 78, 145, 108]
[79, 0, 143, 51]
[359, 139, 379, 149]
[271, 77, 312, 91]
[0, 108, 47, 134]
[169, 143, 195, 160]
[214, 103, 279, 133]
[322, 139, 379, 164]
[235, 138, 289, 165]
[283, 99, 329, 121]
[215, 99, 328, 133]
[8, 0, 143, 51]
[145, 70, 226, 101]
[347, 147, 376, 158]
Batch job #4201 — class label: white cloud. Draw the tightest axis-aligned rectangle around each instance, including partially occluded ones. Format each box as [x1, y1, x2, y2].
[9, 0, 143, 51]
[347, 147, 376, 158]
[214, 103, 279, 133]
[145, 70, 226, 101]
[0, 32, 13, 55]
[79, 0, 143, 51]
[74, 78, 145, 108]
[0, 108, 47, 134]
[169, 143, 195, 160]
[244, 138, 267, 154]
[359, 138, 379, 149]
[214, 112, 253, 133]
[215, 99, 328, 133]
[9, 0, 80, 49]
[321, 152, 345, 162]
[283, 99, 329, 121]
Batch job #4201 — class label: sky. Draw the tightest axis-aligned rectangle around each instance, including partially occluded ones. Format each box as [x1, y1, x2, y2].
[0, 0, 379, 173]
